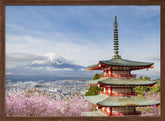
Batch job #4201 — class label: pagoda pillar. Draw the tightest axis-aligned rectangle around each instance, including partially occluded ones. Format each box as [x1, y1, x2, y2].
[110, 107, 112, 116]
[110, 87, 112, 96]
[104, 87, 106, 93]
[107, 107, 112, 116]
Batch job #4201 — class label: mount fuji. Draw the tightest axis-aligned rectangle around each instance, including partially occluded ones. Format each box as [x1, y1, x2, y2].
[6, 53, 95, 79]
[30, 53, 86, 70]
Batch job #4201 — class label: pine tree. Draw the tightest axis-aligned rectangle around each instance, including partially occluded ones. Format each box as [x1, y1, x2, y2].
[93, 73, 100, 80]
[85, 73, 102, 96]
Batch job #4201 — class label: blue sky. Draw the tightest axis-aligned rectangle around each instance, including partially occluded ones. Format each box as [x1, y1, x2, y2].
[5, 5, 160, 78]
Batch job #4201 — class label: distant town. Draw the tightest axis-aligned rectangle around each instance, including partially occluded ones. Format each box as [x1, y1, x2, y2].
[5, 79, 89, 100]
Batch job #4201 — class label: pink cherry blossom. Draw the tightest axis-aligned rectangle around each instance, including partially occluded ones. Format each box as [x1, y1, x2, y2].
[5, 90, 93, 117]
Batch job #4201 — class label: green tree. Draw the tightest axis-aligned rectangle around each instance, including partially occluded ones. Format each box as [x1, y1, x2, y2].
[134, 76, 151, 96]
[134, 76, 160, 96]
[143, 76, 151, 81]
[138, 76, 143, 80]
[149, 79, 160, 94]
[85, 73, 102, 96]
[93, 73, 100, 80]
[134, 86, 151, 97]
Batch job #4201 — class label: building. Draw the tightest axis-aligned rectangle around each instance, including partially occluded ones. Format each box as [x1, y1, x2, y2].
[82, 16, 160, 116]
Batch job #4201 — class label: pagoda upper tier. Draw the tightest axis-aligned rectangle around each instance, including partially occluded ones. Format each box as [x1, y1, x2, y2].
[86, 78, 157, 87]
[87, 58, 154, 71]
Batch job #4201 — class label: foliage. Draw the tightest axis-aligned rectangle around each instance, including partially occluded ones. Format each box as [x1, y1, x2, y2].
[149, 80, 160, 95]
[138, 76, 151, 81]
[85, 73, 102, 96]
[93, 73, 100, 80]
[133, 76, 160, 96]
[138, 76, 143, 80]
[5, 90, 93, 117]
[133, 76, 151, 96]
[143, 76, 151, 81]
[85, 86, 102, 96]
[134, 86, 151, 97]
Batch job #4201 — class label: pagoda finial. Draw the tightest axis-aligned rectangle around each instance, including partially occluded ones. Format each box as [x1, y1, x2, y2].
[112, 16, 121, 59]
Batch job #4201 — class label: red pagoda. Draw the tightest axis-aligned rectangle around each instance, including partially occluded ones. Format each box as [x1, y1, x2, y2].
[82, 16, 160, 116]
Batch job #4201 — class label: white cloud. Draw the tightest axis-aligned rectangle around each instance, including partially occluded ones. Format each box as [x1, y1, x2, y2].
[79, 68, 86, 71]
[5, 6, 160, 78]
[31, 66, 73, 71]
[6, 53, 45, 62]
[6, 33, 113, 67]
[147, 54, 160, 61]
[6, 32, 160, 78]
[31, 60, 46, 65]
[47, 67, 73, 71]
[6, 72, 14, 75]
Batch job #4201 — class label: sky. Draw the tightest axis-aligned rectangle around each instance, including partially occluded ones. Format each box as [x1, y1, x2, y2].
[5, 5, 160, 78]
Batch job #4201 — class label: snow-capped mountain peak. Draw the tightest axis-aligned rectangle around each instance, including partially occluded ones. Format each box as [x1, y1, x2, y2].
[44, 52, 70, 65]
[31, 52, 72, 66]
[7, 52, 88, 76]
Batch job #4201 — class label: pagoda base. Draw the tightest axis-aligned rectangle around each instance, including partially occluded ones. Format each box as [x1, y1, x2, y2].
[82, 110, 141, 117]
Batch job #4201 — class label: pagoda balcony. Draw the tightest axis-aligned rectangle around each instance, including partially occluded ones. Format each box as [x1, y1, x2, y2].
[99, 91, 138, 96]
[99, 74, 136, 78]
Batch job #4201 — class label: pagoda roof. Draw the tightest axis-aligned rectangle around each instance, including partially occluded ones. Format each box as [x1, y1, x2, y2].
[86, 78, 157, 86]
[84, 95, 160, 107]
[88, 58, 153, 69]
[81, 110, 107, 116]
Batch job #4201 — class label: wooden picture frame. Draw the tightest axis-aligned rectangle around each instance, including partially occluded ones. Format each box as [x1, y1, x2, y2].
[0, 0, 164, 121]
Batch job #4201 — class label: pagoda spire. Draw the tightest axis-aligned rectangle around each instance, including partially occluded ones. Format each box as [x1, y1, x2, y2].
[112, 16, 121, 59]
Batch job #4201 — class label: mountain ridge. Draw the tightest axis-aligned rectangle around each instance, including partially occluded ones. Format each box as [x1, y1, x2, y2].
[6, 52, 91, 76]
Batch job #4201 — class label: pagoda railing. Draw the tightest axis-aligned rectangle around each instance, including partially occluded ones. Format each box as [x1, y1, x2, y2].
[99, 74, 136, 78]
[99, 91, 138, 96]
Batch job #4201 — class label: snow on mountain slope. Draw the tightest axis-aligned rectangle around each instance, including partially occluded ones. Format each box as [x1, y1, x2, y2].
[31, 53, 70, 66]
[45, 53, 71, 65]
[31, 53, 86, 70]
